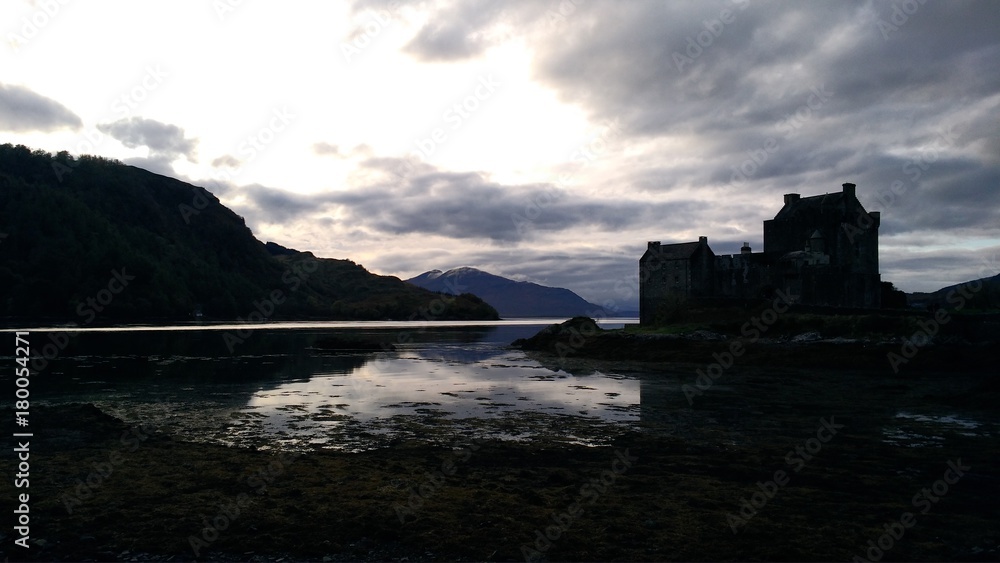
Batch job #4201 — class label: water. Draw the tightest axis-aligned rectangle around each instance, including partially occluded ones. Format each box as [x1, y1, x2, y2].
[9, 319, 995, 453]
[881, 411, 988, 448]
[14, 319, 649, 451]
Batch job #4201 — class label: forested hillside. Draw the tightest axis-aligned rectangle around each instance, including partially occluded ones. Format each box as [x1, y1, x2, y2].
[0, 144, 497, 322]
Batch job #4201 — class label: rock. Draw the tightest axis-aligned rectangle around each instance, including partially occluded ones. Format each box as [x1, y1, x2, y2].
[825, 336, 860, 344]
[791, 331, 822, 342]
[687, 330, 726, 341]
[511, 316, 602, 352]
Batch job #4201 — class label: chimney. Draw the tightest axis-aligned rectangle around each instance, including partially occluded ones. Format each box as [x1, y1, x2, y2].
[698, 236, 708, 245]
[648, 241, 661, 251]
[741, 242, 751, 255]
[842, 182, 856, 198]
[783, 193, 800, 205]
[870, 211, 880, 227]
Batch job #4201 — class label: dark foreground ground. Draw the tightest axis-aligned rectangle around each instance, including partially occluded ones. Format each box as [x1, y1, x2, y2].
[2, 348, 999, 563]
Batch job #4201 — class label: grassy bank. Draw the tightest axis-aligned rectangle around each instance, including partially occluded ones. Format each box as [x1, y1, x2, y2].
[513, 310, 999, 374]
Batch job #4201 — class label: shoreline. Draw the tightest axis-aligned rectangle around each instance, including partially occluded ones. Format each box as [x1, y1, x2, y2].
[511, 316, 999, 374]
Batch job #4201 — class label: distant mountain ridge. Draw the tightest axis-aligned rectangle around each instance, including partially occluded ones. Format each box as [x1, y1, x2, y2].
[907, 273, 1000, 310]
[407, 267, 632, 318]
[0, 144, 498, 322]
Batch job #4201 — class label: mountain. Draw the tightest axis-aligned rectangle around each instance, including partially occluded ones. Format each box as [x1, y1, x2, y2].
[0, 144, 498, 322]
[907, 273, 1000, 310]
[407, 267, 633, 318]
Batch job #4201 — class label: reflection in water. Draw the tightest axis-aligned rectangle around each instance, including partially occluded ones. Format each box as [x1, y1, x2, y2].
[23, 322, 643, 451]
[17, 321, 996, 453]
[237, 348, 639, 450]
[882, 411, 986, 448]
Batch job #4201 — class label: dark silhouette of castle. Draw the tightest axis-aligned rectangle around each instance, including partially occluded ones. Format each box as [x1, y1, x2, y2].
[639, 183, 880, 324]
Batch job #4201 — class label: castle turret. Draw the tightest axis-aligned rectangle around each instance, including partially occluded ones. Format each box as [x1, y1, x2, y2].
[808, 229, 824, 253]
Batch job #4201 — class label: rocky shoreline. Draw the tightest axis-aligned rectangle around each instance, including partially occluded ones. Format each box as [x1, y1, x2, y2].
[511, 316, 998, 374]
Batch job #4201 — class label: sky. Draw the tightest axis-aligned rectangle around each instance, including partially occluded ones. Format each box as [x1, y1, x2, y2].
[1, 0, 999, 311]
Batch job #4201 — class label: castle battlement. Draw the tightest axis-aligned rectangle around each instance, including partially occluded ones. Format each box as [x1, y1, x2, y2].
[639, 183, 880, 324]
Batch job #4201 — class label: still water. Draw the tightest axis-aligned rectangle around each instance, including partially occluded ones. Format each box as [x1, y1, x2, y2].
[12, 319, 992, 453]
[21, 320, 650, 451]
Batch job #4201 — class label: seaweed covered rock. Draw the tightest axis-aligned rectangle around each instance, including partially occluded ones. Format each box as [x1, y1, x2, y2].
[511, 316, 603, 355]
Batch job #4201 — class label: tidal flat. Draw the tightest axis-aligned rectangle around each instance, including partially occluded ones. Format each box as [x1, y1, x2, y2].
[2, 322, 998, 561]
[3, 370, 999, 560]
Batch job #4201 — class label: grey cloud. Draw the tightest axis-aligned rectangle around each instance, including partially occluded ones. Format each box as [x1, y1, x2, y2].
[229, 183, 320, 224]
[296, 1, 1000, 296]
[224, 155, 714, 243]
[523, 1, 999, 252]
[515, 2, 998, 168]
[881, 245, 1000, 293]
[389, 0, 547, 62]
[329, 157, 714, 242]
[312, 142, 341, 157]
[211, 154, 241, 168]
[405, 21, 484, 61]
[0, 83, 82, 132]
[97, 117, 197, 161]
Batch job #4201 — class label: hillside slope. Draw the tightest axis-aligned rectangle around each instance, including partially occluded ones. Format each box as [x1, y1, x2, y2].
[407, 267, 618, 318]
[907, 273, 1000, 310]
[0, 144, 497, 322]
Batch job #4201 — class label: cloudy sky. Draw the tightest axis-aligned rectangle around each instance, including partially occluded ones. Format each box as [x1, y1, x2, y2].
[2, 0, 998, 310]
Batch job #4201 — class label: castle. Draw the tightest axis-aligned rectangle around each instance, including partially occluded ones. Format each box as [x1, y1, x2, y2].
[639, 183, 881, 324]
